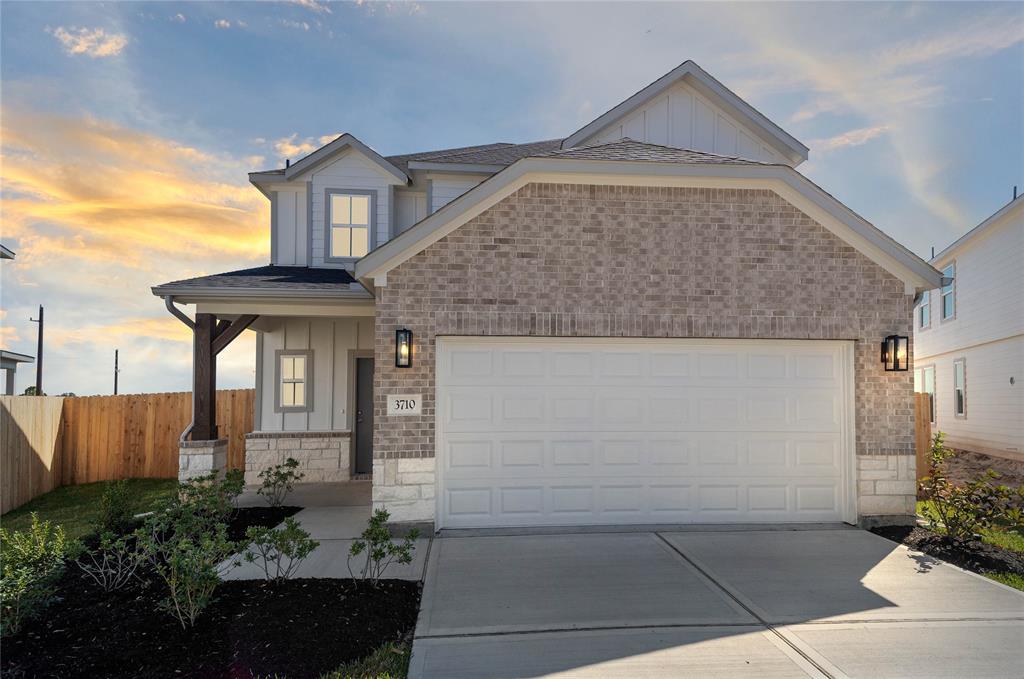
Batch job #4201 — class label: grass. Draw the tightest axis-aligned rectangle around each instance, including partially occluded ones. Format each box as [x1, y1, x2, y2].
[1, 478, 177, 544]
[985, 572, 1024, 590]
[319, 642, 411, 679]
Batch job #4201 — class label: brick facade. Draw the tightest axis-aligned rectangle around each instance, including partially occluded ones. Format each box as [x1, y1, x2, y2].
[373, 183, 915, 524]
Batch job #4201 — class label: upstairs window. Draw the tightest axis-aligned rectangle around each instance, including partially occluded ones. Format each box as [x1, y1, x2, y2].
[918, 290, 930, 328]
[953, 359, 966, 417]
[941, 263, 955, 320]
[276, 350, 312, 412]
[327, 191, 372, 260]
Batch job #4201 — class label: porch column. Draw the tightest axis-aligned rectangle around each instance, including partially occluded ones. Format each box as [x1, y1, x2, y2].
[192, 313, 218, 440]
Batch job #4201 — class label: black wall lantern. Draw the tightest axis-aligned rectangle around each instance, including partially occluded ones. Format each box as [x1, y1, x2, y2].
[880, 335, 909, 371]
[395, 328, 413, 368]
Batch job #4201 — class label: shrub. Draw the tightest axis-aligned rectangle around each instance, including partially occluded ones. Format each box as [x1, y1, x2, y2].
[243, 517, 319, 582]
[347, 508, 419, 586]
[257, 457, 305, 507]
[135, 513, 239, 628]
[174, 469, 245, 528]
[919, 432, 1024, 540]
[97, 479, 136, 536]
[76, 531, 142, 592]
[0, 514, 67, 635]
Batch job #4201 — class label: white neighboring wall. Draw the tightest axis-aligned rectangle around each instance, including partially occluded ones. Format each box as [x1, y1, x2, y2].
[581, 81, 785, 164]
[914, 202, 1024, 459]
[256, 316, 374, 433]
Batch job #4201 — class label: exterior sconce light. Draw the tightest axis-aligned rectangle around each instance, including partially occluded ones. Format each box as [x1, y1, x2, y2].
[395, 328, 413, 368]
[880, 335, 909, 372]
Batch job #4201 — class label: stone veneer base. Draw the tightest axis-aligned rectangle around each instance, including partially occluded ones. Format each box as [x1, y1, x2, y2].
[372, 458, 435, 523]
[244, 431, 352, 484]
[178, 438, 228, 481]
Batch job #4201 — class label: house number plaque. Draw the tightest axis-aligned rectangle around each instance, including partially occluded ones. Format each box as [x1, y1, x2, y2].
[387, 394, 422, 416]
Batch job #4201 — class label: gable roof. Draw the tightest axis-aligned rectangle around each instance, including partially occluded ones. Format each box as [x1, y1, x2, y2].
[388, 139, 564, 173]
[930, 195, 1023, 265]
[354, 140, 942, 294]
[561, 60, 809, 165]
[249, 133, 409, 186]
[152, 265, 362, 299]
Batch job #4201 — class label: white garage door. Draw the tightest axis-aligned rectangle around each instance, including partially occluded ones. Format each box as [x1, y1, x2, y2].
[436, 337, 855, 529]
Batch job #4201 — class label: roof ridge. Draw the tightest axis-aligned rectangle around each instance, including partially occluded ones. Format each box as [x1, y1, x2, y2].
[537, 137, 773, 165]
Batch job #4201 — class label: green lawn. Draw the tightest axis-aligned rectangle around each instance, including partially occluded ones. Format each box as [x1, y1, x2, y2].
[319, 642, 411, 679]
[1, 478, 177, 544]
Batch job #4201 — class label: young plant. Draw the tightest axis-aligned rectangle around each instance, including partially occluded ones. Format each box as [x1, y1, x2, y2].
[76, 531, 142, 592]
[243, 517, 319, 582]
[0, 514, 67, 635]
[347, 508, 420, 586]
[171, 468, 245, 532]
[256, 457, 305, 507]
[919, 432, 1024, 540]
[97, 479, 136, 536]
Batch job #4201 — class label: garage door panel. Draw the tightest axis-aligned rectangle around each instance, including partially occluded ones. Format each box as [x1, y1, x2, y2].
[437, 338, 851, 528]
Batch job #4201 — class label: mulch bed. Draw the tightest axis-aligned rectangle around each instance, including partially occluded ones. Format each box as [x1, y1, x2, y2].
[226, 505, 302, 542]
[2, 575, 421, 679]
[944, 450, 1024, 488]
[871, 525, 1024, 578]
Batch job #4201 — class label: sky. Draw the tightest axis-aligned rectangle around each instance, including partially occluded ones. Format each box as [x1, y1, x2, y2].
[1, 1, 1022, 397]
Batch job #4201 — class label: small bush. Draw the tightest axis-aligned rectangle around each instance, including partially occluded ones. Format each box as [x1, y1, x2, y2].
[76, 531, 142, 592]
[97, 480, 135, 536]
[321, 641, 411, 679]
[0, 514, 67, 635]
[347, 509, 419, 586]
[175, 469, 245, 526]
[243, 517, 319, 582]
[919, 432, 1024, 540]
[257, 457, 305, 507]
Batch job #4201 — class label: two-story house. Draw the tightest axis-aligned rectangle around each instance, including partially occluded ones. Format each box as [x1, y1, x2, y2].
[154, 60, 942, 530]
[914, 195, 1023, 461]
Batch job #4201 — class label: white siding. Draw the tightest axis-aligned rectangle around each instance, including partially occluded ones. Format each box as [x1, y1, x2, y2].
[257, 317, 374, 432]
[395, 190, 427, 234]
[272, 186, 309, 266]
[308, 149, 403, 267]
[585, 82, 784, 164]
[914, 207, 1024, 457]
[429, 174, 489, 213]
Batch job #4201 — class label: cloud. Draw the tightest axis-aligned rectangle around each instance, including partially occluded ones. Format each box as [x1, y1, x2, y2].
[280, 19, 312, 31]
[171, 13, 186, 23]
[272, 132, 342, 159]
[291, 0, 332, 14]
[809, 125, 890, 154]
[48, 26, 128, 58]
[214, 19, 231, 29]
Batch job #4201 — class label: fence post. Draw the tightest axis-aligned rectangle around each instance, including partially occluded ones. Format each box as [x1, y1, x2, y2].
[914, 392, 932, 485]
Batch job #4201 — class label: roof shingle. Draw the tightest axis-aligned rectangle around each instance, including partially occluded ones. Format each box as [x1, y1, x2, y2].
[154, 265, 356, 294]
[535, 138, 775, 165]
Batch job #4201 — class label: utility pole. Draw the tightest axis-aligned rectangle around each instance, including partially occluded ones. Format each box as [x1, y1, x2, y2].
[114, 349, 120, 395]
[29, 305, 43, 396]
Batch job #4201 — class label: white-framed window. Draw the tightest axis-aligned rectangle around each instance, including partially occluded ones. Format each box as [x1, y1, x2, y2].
[914, 365, 936, 423]
[953, 358, 966, 417]
[275, 350, 313, 412]
[326, 190, 373, 260]
[941, 263, 955, 320]
[918, 290, 930, 328]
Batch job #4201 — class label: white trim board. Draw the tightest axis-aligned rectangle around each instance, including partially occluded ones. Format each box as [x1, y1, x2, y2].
[355, 157, 943, 294]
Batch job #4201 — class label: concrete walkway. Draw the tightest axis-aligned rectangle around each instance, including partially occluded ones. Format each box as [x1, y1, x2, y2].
[226, 483, 431, 581]
[410, 528, 1024, 678]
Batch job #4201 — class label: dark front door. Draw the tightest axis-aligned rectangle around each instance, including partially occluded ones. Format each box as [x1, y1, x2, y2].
[355, 357, 374, 475]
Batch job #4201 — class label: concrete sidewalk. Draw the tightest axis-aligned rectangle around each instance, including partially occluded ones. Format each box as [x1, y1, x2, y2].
[409, 528, 1024, 678]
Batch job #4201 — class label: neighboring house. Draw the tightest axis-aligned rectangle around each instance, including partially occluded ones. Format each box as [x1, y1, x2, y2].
[913, 195, 1024, 461]
[153, 60, 942, 529]
[0, 245, 35, 395]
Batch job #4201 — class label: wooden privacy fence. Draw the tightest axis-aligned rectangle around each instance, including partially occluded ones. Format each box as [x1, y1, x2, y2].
[1, 389, 254, 514]
[915, 391, 933, 485]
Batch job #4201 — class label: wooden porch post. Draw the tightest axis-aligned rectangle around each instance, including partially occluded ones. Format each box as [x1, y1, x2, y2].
[192, 313, 217, 440]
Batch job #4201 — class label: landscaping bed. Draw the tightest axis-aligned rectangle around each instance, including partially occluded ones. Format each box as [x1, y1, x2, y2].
[2, 574, 421, 679]
[871, 524, 1024, 581]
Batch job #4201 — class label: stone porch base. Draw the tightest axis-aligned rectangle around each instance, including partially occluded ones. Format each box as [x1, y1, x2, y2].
[178, 438, 227, 481]
[245, 431, 352, 485]
[372, 458, 435, 523]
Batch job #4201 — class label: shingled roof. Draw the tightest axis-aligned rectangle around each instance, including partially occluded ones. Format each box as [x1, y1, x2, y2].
[536, 138, 776, 166]
[152, 265, 361, 297]
[385, 139, 563, 173]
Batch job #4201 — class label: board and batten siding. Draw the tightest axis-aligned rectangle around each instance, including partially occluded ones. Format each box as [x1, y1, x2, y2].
[257, 317, 374, 432]
[395, 190, 428, 234]
[428, 174, 490, 214]
[915, 209, 1024, 458]
[307, 149, 405, 267]
[272, 186, 310, 266]
[582, 81, 784, 165]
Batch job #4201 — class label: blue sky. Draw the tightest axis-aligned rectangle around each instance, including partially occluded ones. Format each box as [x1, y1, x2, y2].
[1, 1, 1022, 396]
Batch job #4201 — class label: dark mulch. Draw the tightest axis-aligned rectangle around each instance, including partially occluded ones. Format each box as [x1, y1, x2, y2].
[226, 505, 302, 542]
[944, 449, 1024, 488]
[2, 573, 421, 679]
[871, 524, 1024, 577]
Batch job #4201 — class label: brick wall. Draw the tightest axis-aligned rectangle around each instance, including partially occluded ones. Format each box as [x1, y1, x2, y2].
[373, 183, 915, 522]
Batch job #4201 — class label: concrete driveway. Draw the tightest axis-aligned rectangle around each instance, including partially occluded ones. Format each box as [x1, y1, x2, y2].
[409, 527, 1024, 678]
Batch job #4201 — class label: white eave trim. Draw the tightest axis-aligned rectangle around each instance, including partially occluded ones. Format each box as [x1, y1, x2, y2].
[354, 157, 942, 293]
[930, 195, 1023, 265]
[407, 161, 507, 174]
[561, 60, 809, 166]
[151, 286, 373, 302]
